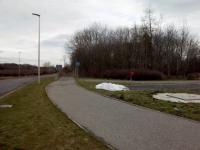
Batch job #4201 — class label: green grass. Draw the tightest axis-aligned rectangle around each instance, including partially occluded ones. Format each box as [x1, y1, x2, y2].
[0, 78, 109, 150]
[77, 79, 200, 121]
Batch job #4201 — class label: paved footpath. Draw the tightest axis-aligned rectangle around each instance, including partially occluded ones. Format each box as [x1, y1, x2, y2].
[46, 77, 200, 150]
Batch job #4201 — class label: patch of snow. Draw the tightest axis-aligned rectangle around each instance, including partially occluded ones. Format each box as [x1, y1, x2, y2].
[96, 83, 129, 91]
[153, 93, 200, 103]
[0, 104, 12, 108]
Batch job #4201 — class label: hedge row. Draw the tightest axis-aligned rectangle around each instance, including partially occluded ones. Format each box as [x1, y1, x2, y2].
[0, 68, 56, 76]
[187, 73, 200, 80]
[82, 69, 165, 80]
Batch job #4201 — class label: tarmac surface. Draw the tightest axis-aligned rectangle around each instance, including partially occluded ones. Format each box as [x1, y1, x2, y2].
[46, 77, 200, 150]
[0, 77, 36, 96]
[127, 82, 200, 91]
[0, 75, 55, 97]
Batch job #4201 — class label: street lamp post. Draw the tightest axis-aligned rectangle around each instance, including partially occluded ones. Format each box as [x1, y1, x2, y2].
[32, 13, 40, 84]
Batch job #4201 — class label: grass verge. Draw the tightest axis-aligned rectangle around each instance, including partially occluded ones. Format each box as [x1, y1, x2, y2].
[77, 79, 200, 121]
[0, 78, 109, 150]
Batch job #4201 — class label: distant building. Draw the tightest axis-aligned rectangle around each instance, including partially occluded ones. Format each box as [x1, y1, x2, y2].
[56, 65, 62, 72]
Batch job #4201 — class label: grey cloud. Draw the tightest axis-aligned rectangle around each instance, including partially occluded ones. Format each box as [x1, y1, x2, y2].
[41, 34, 68, 48]
[0, 0, 200, 65]
[142, 0, 200, 15]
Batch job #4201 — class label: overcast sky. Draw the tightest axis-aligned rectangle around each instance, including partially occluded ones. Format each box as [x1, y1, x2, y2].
[0, 0, 200, 66]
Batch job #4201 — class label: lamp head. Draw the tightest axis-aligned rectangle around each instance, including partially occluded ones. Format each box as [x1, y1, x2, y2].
[32, 13, 40, 17]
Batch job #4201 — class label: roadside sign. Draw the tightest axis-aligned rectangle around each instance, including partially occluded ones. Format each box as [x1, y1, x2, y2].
[75, 61, 80, 78]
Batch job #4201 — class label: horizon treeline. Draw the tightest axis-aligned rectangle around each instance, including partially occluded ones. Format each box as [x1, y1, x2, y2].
[0, 63, 56, 76]
[68, 9, 200, 77]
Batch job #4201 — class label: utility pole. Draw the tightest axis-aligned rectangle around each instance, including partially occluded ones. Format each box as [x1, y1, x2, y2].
[18, 51, 21, 78]
[32, 13, 41, 84]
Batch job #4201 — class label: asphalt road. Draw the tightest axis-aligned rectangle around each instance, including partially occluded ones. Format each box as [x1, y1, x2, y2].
[46, 77, 200, 150]
[0, 75, 55, 96]
[127, 81, 200, 91]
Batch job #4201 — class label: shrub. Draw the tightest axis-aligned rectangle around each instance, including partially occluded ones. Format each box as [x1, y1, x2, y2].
[187, 73, 200, 80]
[63, 65, 72, 73]
[100, 69, 165, 80]
[59, 65, 72, 76]
[133, 69, 165, 80]
[102, 69, 129, 79]
[0, 63, 56, 76]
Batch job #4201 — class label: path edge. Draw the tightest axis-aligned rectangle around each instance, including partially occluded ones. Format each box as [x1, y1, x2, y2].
[45, 82, 117, 150]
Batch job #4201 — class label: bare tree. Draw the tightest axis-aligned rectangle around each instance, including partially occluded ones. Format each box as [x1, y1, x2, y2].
[66, 10, 200, 78]
[43, 61, 51, 67]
